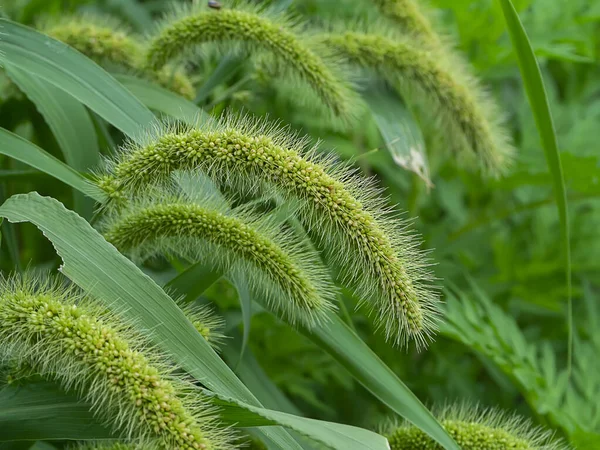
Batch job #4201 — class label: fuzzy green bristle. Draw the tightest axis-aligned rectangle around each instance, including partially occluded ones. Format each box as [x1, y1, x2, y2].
[40, 15, 195, 99]
[96, 116, 439, 348]
[370, 0, 441, 46]
[0, 275, 232, 449]
[101, 195, 335, 327]
[385, 405, 568, 450]
[145, 6, 357, 119]
[320, 31, 513, 175]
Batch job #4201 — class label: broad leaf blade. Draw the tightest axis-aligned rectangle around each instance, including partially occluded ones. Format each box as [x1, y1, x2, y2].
[168, 264, 459, 450]
[0, 19, 155, 139]
[498, 0, 572, 369]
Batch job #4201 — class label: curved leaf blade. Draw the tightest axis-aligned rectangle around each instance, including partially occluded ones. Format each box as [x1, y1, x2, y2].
[498, 0, 572, 370]
[0, 19, 155, 139]
[0, 129, 104, 202]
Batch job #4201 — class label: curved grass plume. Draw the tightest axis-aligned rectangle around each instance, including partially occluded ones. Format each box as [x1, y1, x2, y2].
[96, 116, 439, 348]
[0, 275, 232, 449]
[101, 193, 336, 326]
[385, 405, 567, 450]
[370, 0, 441, 47]
[145, 4, 357, 119]
[40, 15, 195, 99]
[319, 30, 513, 174]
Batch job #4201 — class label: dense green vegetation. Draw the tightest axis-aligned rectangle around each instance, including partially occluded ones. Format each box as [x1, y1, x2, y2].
[0, 0, 598, 449]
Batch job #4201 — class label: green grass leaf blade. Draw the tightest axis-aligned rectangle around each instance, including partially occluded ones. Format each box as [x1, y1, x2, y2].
[306, 314, 461, 450]
[498, 0, 572, 370]
[4, 64, 100, 218]
[0, 382, 113, 441]
[167, 263, 459, 449]
[0, 129, 104, 202]
[0, 19, 155, 139]
[214, 393, 389, 450]
[115, 74, 212, 126]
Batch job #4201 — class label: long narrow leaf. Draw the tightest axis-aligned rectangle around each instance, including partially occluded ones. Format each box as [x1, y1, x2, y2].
[213, 393, 389, 450]
[498, 0, 572, 369]
[305, 314, 460, 450]
[0, 129, 104, 202]
[168, 264, 459, 450]
[0, 19, 155, 139]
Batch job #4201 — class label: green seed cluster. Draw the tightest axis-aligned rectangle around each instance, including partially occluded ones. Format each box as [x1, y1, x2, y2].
[321, 31, 511, 174]
[371, 0, 440, 47]
[385, 406, 567, 450]
[103, 202, 330, 324]
[46, 22, 140, 69]
[388, 420, 533, 449]
[146, 8, 354, 118]
[99, 124, 435, 346]
[42, 17, 195, 99]
[0, 279, 226, 449]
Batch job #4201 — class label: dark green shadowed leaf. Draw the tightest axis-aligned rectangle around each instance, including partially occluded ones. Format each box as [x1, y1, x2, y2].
[4, 65, 100, 218]
[0, 19, 155, 139]
[0, 382, 113, 441]
[498, 0, 572, 370]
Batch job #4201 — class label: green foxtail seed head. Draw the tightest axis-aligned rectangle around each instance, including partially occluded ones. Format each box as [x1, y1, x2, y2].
[95, 115, 439, 348]
[370, 0, 441, 47]
[0, 275, 233, 449]
[318, 28, 513, 175]
[100, 190, 336, 327]
[40, 14, 195, 99]
[145, 1, 358, 120]
[385, 404, 569, 450]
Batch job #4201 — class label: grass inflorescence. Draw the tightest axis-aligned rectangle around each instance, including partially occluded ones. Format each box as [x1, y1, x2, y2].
[96, 115, 439, 348]
[0, 275, 232, 450]
[385, 405, 568, 450]
[370, 0, 441, 47]
[40, 15, 195, 99]
[318, 28, 513, 175]
[145, 2, 358, 120]
[100, 191, 336, 327]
